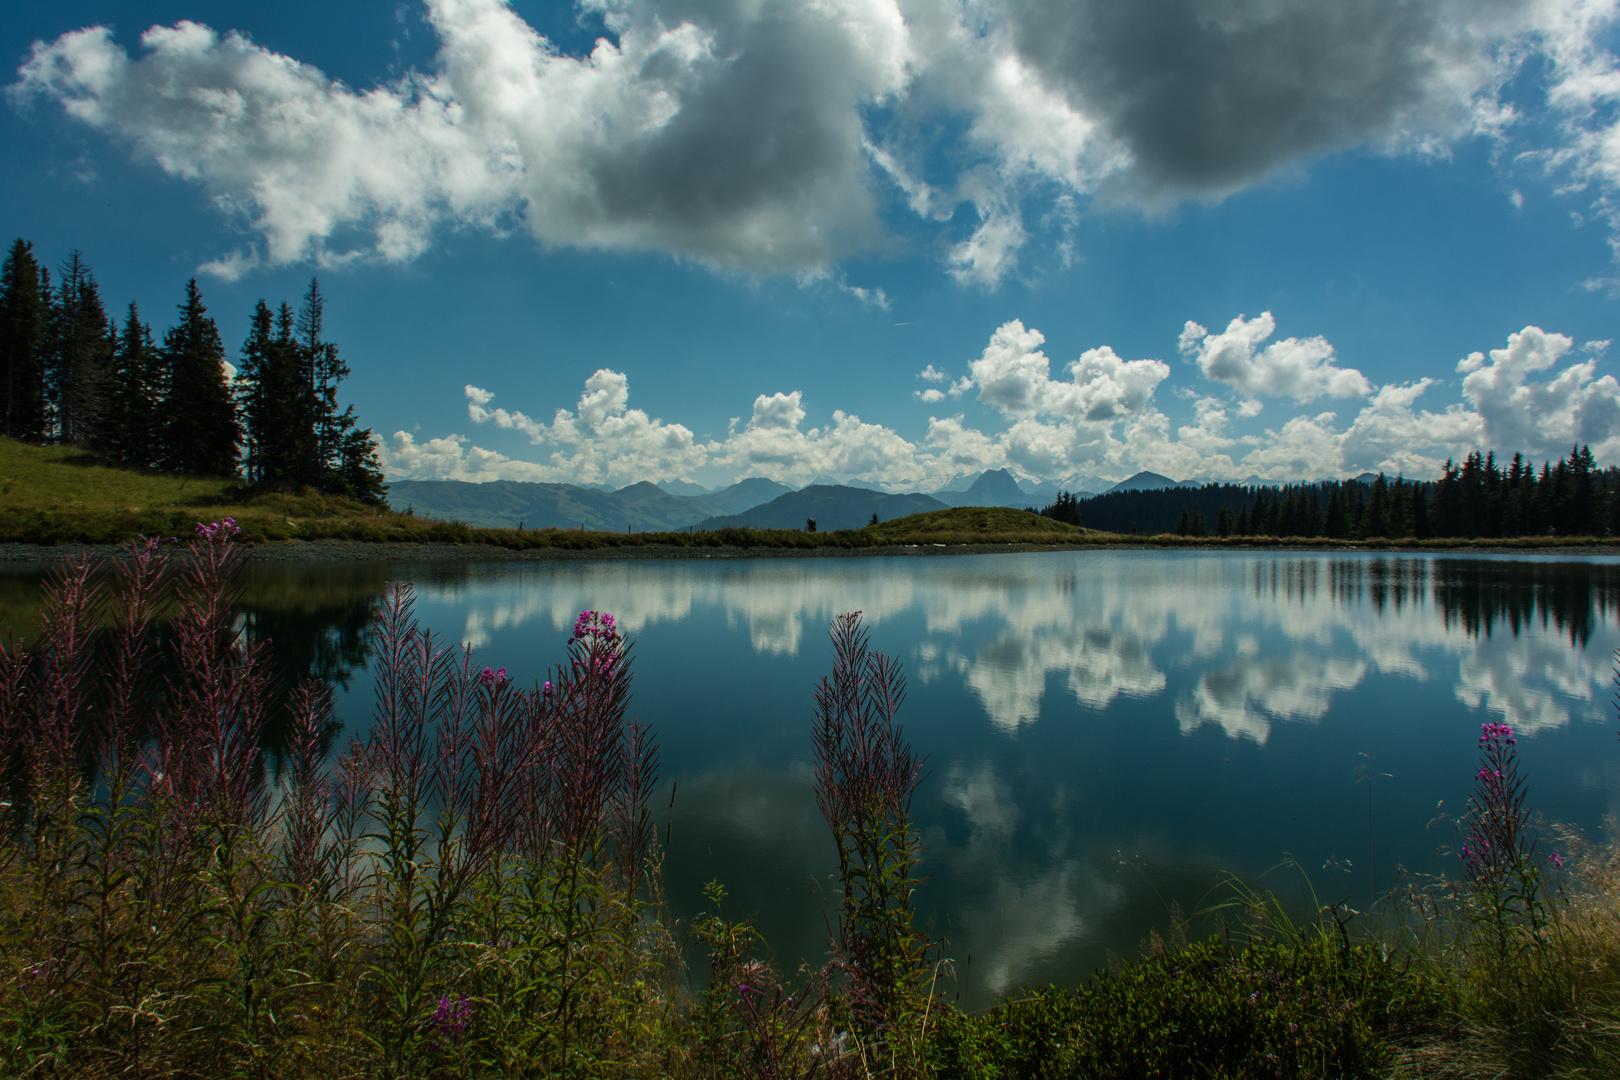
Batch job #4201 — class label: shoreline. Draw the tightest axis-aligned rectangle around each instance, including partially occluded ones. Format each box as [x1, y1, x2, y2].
[3, 537, 1619, 564]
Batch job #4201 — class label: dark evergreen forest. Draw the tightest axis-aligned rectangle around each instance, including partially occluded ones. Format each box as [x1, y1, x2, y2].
[0, 238, 386, 504]
[1043, 447, 1617, 539]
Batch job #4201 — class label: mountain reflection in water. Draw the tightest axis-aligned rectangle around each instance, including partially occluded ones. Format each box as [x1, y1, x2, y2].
[3, 549, 1617, 1006]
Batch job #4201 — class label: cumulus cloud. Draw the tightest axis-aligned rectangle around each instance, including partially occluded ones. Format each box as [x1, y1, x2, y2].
[1457, 325, 1620, 461]
[1181, 312, 1372, 402]
[450, 371, 706, 485]
[914, 364, 973, 403]
[15, 1, 1620, 280]
[11, 0, 906, 276]
[718, 391, 924, 486]
[968, 319, 1168, 421]
[386, 317, 1620, 490]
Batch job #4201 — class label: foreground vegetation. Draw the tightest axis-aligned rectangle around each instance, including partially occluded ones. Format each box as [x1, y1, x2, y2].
[6, 439, 1620, 555]
[1, 528, 1618, 1077]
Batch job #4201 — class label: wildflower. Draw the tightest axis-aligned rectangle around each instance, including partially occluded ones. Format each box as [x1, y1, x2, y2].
[428, 992, 472, 1049]
[569, 609, 622, 644]
[195, 518, 242, 541]
[478, 666, 510, 688]
[1549, 851, 1565, 869]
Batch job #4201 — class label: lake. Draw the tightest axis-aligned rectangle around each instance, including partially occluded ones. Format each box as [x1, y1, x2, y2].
[6, 547, 1620, 1008]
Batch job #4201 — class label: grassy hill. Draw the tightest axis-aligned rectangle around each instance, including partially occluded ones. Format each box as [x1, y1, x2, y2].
[864, 506, 1088, 543]
[0, 437, 464, 545]
[0, 439, 1109, 550]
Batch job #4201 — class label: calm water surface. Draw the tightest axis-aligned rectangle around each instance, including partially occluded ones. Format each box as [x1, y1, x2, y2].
[7, 548, 1620, 1006]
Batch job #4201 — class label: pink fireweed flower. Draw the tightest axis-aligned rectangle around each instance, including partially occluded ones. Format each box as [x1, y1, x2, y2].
[428, 993, 472, 1049]
[478, 666, 510, 688]
[1549, 852, 1565, 869]
[195, 518, 241, 541]
[569, 609, 622, 644]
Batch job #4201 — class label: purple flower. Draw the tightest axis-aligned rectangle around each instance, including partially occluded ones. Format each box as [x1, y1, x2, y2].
[195, 518, 242, 541]
[569, 609, 622, 645]
[429, 992, 472, 1048]
[478, 666, 510, 688]
[1549, 852, 1565, 869]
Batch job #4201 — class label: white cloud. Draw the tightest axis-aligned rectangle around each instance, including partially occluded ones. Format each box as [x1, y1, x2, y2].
[395, 317, 1620, 490]
[718, 390, 923, 486]
[20, 1, 1620, 282]
[1457, 325, 1620, 461]
[380, 430, 553, 482]
[969, 319, 1168, 421]
[970, 320, 1052, 415]
[946, 206, 1028, 289]
[1181, 312, 1372, 402]
[454, 371, 706, 485]
[924, 414, 1005, 475]
[11, 0, 908, 277]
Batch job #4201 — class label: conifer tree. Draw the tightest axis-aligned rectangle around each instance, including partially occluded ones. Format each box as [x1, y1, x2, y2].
[107, 302, 162, 467]
[158, 279, 238, 476]
[236, 300, 279, 482]
[0, 239, 50, 441]
[235, 281, 386, 503]
[47, 251, 113, 449]
[1359, 474, 1390, 539]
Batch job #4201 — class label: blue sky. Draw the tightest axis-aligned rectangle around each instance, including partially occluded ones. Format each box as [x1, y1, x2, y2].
[7, 0, 1620, 491]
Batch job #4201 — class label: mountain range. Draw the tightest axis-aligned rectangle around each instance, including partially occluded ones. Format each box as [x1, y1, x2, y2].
[693, 486, 950, 531]
[384, 468, 1304, 533]
[388, 476, 792, 531]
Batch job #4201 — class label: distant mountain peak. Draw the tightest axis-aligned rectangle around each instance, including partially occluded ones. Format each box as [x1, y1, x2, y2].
[1105, 471, 1182, 494]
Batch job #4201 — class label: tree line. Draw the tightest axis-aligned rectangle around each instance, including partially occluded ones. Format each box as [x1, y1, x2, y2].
[1042, 446, 1617, 539]
[0, 238, 386, 504]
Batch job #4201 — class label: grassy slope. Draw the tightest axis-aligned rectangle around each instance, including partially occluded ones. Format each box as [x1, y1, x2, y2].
[0, 439, 1091, 549]
[0, 436, 464, 544]
[4, 438, 1615, 551]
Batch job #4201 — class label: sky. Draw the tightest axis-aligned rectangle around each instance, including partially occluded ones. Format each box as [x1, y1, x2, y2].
[7, 0, 1620, 491]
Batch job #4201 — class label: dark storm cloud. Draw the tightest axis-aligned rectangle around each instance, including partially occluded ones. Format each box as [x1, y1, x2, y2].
[1002, 0, 1533, 197]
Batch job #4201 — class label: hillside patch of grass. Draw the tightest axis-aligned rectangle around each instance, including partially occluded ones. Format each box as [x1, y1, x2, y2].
[7, 438, 1617, 553]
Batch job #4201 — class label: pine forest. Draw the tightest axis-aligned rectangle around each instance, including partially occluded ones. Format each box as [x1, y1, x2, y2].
[0, 238, 386, 505]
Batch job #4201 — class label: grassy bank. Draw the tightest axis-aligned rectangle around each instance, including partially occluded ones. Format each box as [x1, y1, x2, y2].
[7, 439, 1619, 554]
[2, 531, 1618, 1077]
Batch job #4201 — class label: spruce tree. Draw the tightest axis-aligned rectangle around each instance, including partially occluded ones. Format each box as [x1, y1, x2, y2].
[237, 282, 386, 503]
[0, 239, 50, 441]
[47, 251, 113, 449]
[107, 302, 162, 468]
[159, 279, 239, 476]
[336, 414, 388, 504]
[237, 300, 278, 483]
